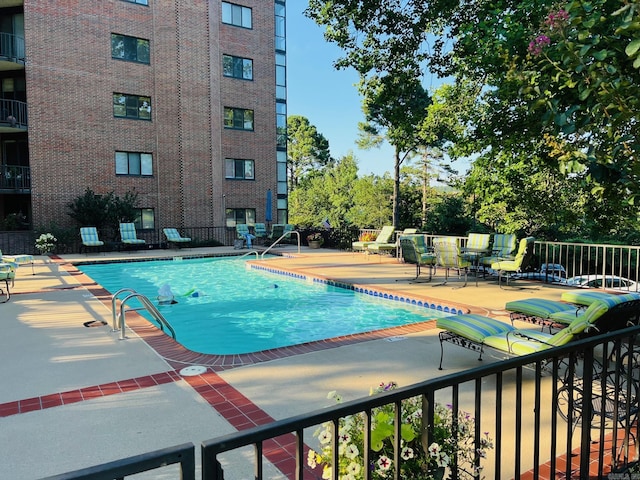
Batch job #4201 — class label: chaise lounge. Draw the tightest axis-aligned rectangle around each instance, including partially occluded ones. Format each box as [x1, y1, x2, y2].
[436, 293, 640, 369]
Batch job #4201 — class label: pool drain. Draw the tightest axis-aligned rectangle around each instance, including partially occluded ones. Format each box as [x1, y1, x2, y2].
[179, 365, 207, 376]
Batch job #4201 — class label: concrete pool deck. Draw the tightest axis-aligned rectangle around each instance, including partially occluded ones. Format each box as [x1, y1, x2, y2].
[0, 246, 601, 478]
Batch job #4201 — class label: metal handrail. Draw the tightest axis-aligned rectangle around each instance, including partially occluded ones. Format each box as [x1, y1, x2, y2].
[111, 288, 176, 341]
[261, 230, 301, 258]
[238, 249, 259, 259]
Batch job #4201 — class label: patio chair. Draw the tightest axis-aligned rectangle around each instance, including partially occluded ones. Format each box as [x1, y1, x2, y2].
[0, 262, 15, 303]
[80, 226, 104, 254]
[235, 224, 255, 248]
[163, 228, 191, 249]
[367, 228, 418, 256]
[461, 233, 491, 274]
[433, 236, 473, 287]
[351, 226, 394, 253]
[491, 236, 535, 289]
[254, 223, 268, 243]
[1, 248, 34, 275]
[397, 235, 436, 283]
[479, 233, 518, 267]
[436, 293, 640, 369]
[119, 223, 146, 248]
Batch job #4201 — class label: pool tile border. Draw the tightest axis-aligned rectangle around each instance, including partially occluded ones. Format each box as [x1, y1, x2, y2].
[249, 263, 467, 315]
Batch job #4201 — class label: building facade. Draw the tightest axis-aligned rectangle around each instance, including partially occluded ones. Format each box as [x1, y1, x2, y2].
[0, 0, 287, 234]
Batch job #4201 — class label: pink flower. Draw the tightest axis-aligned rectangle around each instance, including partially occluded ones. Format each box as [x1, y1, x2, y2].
[528, 35, 551, 56]
[545, 9, 569, 28]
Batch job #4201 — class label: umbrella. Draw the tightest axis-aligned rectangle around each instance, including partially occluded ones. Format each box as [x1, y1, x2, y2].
[265, 189, 273, 222]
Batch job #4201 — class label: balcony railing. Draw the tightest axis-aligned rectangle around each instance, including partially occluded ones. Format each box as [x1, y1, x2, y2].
[0, 164, 29, 192]
[0, 32, 24, 66]
[0, 98, 27, 130]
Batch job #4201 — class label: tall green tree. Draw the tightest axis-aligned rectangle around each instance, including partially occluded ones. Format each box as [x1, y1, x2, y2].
[356, 73, 432, 227]
[286, 115, 331, 189]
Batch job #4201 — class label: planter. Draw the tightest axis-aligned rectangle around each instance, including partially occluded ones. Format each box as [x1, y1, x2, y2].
[308, 241, 323, 249]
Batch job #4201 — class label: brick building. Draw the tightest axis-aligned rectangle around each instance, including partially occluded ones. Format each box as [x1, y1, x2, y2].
[0, 0, 287, 235]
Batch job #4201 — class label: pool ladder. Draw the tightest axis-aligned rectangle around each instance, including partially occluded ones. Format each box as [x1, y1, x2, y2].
[111, 288, 176, 341]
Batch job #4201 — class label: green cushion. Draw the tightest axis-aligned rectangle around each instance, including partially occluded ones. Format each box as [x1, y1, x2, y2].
[483, 331, 555, 355]
[436, 314, 515, 343]
[505, 298, 578, 319]
[559, 290, 640, 306]
[466, 233, 491, 250]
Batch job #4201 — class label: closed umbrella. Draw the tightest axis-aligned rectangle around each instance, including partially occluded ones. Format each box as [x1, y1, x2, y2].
[265, 189, 273, 223]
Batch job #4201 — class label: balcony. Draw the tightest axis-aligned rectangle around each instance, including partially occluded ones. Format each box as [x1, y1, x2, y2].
[0, 32, 24, 70]
[0, 0, 23, 8]
[0, 98, 26, 132]
[0, 164, 29, 192]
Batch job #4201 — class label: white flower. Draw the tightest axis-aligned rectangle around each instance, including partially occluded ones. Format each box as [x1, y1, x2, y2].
[345, 443, 359, 459]
[346, 462, 361, 475]
[377, 455, 392, 471]
[428, 442, 441, 457]
[436, 452, 450, 467]
[401, 446, 414, 460]
[318, 428, 332, 444]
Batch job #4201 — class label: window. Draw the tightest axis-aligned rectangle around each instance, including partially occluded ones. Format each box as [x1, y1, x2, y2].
[226, 208, 255, 227]
[134, 208, 155, 230]
[111, 34, 150, 64]
[113, 93, 151, 120]
[223, 54, 253, 80]
[122, 0, 148, 5]
[222, 2, 252, 28]
[276, 101, 286, 147]
[224, 107, 253, 130]
[115, 151, 153, 176]
[225, 158, 254, 179]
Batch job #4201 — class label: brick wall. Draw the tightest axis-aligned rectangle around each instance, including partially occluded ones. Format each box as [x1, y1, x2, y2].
[22, 0, 278, 231]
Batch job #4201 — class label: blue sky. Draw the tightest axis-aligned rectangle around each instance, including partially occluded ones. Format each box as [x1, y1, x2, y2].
[284, 6, 469, 179]
[285, 4, 395, 177]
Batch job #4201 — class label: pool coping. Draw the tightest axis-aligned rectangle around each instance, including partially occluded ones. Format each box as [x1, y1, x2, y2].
[63, 254, 472, 371]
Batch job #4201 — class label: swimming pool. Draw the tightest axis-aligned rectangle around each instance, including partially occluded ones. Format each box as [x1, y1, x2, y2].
[78, 256, 450, 355]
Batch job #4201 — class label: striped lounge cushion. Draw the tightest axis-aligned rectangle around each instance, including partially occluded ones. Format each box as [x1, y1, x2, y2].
[505, 298, 578, 319]
[436, 314, 515, 344]
[560, 290, 640, 306]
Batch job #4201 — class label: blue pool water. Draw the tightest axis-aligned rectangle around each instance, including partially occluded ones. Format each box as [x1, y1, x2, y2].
[78, 257, 450, 355]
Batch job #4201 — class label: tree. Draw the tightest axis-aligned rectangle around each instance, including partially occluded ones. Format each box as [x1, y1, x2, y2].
[286, 115, 331, 188]
[516, 0, 640, 201]
[356, 72, 432, 227]
[67, 188, 139, 241]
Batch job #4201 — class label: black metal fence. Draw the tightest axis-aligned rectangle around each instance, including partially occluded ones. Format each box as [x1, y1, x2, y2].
[40, 443, 195, 480]
[42, 326, 640, 479]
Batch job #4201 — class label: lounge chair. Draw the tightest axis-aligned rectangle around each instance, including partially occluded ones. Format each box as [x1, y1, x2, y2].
[505, 291, 640, 329]
[1, 249, 34, 275]
[119, 223, 146, 248]
[398, 235, 436, 282]
[80, 227, 104, 253]
[436, 293, 640, 369]
[254, 223, 267, 243]
[367, 228, 417, 256]
[351, 226, 394, 253]
[490, 236, 535, 288]
[163, 228, 191, 248]
[235, 224, 256, 248]
[480, 233, 518, 267]
[0, 262, 15, 302]
[433, 236, 473, 287]
[268, 224, 285, 246]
